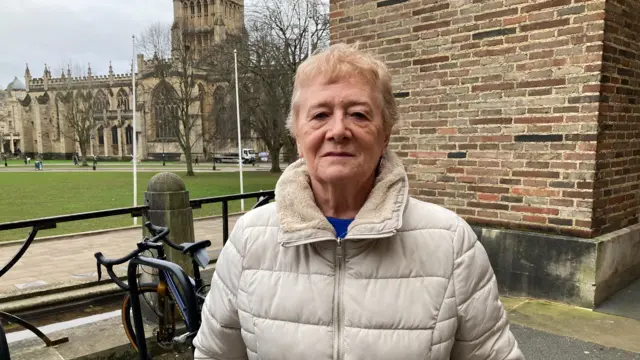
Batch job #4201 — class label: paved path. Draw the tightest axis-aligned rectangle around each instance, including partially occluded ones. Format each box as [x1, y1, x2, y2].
[512, 324, 640, 359]
[0, 216, 238, 296]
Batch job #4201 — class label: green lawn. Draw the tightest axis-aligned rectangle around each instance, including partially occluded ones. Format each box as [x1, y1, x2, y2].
[0, 171, 280, 242]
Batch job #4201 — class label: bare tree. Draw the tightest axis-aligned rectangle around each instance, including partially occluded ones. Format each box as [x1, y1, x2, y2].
[56, 87, 95, 166]
[137, 24, 204, 176]
[206, 85, 237, 162]
[137, 22, 172, 59]
[202, 0, 330, 172]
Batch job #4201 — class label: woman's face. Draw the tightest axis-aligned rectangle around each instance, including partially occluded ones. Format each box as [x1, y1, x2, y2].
[295, 76, 389, 186]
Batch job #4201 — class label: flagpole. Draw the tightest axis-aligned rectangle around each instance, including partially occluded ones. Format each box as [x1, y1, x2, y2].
[234, 49, 245, 212]
[132, 35, 138, 225]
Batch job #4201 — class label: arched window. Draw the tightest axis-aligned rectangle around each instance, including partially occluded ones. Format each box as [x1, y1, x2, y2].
[197, 0, 202, 16]
[98, 127, 104, 145]
[204, 0, 208, 15]
[190, 1, 195, 16]
[152, 81, 179, 140]
[116, 89, 130, 111]
[111, 126, 119, 145]
[93, 89, 109, 113]
[125, 125, 133, 145]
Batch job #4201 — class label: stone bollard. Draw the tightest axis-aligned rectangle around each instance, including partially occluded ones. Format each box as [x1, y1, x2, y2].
[143, 172, 196, 278]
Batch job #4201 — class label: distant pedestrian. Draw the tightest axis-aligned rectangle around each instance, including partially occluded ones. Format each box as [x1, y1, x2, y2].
[195, 156, 199, 165]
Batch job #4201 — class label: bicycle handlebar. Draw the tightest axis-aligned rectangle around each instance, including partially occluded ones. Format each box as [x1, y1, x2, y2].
[94, 241, 163, 290]
[144, 221, 183, 252]
[95, 221, 203, 291]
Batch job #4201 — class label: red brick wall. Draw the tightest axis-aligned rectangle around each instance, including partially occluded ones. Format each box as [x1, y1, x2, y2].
[330, 0, 612, 237]
[594, 0, 640, 235]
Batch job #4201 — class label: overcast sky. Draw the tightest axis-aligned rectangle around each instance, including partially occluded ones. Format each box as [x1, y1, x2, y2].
[0, 0, 176, 88]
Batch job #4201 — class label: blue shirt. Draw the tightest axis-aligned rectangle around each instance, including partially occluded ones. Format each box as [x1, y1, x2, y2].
[326, 217, 354, 239]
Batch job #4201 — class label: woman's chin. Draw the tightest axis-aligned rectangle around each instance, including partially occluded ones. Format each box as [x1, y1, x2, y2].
[316, 167, 363, 184]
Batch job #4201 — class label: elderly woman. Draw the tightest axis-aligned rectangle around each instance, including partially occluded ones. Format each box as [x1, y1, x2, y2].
[193, 43, 524, 360]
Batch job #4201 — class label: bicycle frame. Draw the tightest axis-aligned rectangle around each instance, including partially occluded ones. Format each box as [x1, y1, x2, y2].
[127, 256, 200, 360]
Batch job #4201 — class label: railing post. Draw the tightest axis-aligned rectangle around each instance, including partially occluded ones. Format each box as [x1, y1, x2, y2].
[143, 172, 195, 278]
[222, 201, 229, 246]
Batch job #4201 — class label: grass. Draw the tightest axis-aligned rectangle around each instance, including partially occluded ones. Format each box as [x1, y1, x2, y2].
[0, 171, 281, 242]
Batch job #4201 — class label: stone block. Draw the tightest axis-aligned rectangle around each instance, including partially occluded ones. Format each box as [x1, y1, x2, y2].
[474, 222, 640, 308]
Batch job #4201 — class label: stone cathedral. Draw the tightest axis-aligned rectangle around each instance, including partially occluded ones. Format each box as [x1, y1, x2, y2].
[0, 0, 245, 161]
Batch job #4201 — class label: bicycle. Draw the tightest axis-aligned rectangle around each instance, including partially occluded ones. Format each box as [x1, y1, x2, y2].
[95, 221, 211, 358]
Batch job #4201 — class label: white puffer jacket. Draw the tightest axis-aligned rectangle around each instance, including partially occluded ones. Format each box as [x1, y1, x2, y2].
[193, 150, 524, 360]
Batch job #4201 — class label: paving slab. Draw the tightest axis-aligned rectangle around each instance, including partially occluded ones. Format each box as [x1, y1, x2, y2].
[0, 216, 237, 297]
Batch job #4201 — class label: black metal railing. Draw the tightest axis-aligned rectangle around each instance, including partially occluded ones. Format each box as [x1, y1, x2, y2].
[0, 189, 274, 349]
[190, 190, 275, 245]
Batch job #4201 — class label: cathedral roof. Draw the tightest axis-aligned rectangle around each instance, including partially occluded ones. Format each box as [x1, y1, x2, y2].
[6, 77, 26, 91]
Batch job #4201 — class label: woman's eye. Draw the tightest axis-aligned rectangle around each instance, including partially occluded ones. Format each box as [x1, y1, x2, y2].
[312, 112, 328, 120]
[351, 112, 367, 119]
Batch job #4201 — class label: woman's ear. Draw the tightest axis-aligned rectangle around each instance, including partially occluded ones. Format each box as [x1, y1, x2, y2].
[296, 141, 303, 158]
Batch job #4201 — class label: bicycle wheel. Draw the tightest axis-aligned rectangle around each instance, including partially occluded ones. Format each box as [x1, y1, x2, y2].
[0, 323, 10, 360]
[122, 283, 176, 352]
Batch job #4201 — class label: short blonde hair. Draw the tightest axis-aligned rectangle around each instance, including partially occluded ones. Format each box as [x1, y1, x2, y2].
[286, 42, 398, 137]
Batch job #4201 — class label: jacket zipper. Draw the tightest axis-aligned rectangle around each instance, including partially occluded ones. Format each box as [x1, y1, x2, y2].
[281, 230, 397, 248]
[333, 237, 345, 360]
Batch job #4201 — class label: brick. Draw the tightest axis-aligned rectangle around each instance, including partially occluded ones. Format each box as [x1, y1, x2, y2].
[548, 218, 573, 226]
[511, 205, 560, 215]
[409, 152, 448, 159]
[472, 27, 517, 40]
[468, 185, 510, 194]
[513, 188, 560, 197]
[516, 78, 566, 88]
[523, 215, 547, 223]
[522, 0, 571, 13]
[447, 152, 467, 159]
[515, 134, 563, 142]
[471, 83, 515, 92]
[412, 3, 449, 17]
[377, 0, 408, 7]
[504, 15, 526, 26]
[520, 19, 570, 32]
[478, 193, 501, 201]
[557, 5, 585, 16]
[413, 56, 450, 65]
[513, 116, 564, 124]
[469, 118, 512, 125]
[474, 8, 519, 22]
[412, 20, 451, 32]
[512, 170, 560, 178]
[467, 201, 510, 211]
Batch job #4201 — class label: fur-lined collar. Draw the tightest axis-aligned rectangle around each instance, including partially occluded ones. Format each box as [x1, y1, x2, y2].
[275, 150, 409, 246]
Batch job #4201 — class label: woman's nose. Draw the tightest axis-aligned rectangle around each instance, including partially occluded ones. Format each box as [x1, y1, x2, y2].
[327, 115, 349, 142]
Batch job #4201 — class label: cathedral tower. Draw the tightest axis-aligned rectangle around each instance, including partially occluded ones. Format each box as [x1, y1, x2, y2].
[172, 0, 244, 59]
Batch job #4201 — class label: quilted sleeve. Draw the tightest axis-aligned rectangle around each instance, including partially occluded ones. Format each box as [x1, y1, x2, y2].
[450, 218, 525, 360]
[193, 216, 249, 360]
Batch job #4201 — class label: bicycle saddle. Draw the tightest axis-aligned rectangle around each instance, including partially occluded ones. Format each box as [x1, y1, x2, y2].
[181, 240, 211, 255]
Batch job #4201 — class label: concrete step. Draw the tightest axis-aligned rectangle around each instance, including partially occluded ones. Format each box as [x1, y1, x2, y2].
[595, 278, 640, 321]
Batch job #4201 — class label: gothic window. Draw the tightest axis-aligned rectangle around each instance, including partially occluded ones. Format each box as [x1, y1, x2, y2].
[116, 89, 130, 111]
[93, 89, 109, 113]
[204, 0, 208, 15]
[197, 0, 202, 16]
[152, 81, 179, 140]
[125, 125, 133, 145]
[98, 127, 104, 145]
[190, 1, 195, 16]
[112, 126, 119, 145]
